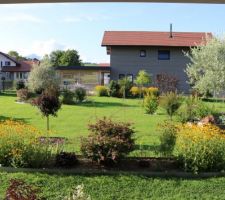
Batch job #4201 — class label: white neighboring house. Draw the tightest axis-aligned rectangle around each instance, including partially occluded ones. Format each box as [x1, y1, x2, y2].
[0, 52, 39, 89]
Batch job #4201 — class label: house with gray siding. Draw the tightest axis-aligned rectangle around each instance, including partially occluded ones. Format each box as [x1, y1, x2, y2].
[102, 31, 212, 93]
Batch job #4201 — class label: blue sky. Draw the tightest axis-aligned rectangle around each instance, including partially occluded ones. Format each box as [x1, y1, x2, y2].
[0, 3, 224, 63]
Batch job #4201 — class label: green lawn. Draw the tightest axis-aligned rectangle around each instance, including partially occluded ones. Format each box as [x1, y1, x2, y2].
[0, 172, 225, 200]
[1, 92, 225, 199]
[0, 92, 168, 153]
[1, 91, 225, 153]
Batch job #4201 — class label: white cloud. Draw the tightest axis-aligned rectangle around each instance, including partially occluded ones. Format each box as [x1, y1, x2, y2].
[63, 14, 111, 23]
[0, 13, 43, 23]
[27, 39, 68, 57]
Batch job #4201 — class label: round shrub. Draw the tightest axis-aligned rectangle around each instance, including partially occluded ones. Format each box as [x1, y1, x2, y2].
[130, 86, 140, 98]
[16, 80, 26, 90]
[74, 87, 86, 102]
[175, 124, 225, 173]
[61, 89, 74, 104]
[147, 87, 159, 97]
[143, 95, 158, 114]
[81, 117, 135, 166]
[95, 85, 108, 97]
[55, 152, 78, 168]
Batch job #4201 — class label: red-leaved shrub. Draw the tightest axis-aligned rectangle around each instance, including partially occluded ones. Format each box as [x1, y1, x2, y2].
[81, 117, 135, 166]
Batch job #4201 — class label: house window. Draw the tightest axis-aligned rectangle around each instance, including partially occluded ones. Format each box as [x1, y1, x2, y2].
[140, 50, 146, 57]
[158, 50, 170, 60]
[5, 61, 11, 66]
[119, 74, 125, 79]
[127, 74, 133, 82]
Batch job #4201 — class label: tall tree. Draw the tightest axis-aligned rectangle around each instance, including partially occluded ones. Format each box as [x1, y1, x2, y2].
[186, 37, 225, 97]
[28, 59, 60, 94]
[8, 51, 26, 61]
[49, 49, 82, 67]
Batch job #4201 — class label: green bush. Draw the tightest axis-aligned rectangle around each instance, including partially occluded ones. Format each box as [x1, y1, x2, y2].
[160, 92, 182, 120]
[108, 80, 120, 97]
[177, 96, 217, 123]
[74, 87, 87, 102]
[61, 89, 74, 105]
[16, 80, 26, 90]
[81, 117, 135, 166]
[158, 121, 177, 157]
[95, 85, 108, 97]
[143, 95, 158, 114]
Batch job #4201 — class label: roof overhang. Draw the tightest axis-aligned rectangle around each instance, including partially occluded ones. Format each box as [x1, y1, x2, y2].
[0, 0, 225, 3]
[56, 66, 111, 71]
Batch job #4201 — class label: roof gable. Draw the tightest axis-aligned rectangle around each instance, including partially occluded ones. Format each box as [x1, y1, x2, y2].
[102, 31, 212, 47]
[0, 51, 20, 65]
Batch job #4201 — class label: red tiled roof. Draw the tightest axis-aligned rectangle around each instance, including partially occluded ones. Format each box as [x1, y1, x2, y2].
[2, 60, 39, 72]
[102, 31, 212, 47]
[97, 63, 110, 67]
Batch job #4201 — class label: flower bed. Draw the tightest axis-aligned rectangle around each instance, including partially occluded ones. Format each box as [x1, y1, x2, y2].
[0, 120, 62, 168]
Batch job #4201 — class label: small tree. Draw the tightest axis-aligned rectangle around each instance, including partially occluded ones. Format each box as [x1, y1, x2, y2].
[160, 92, 182, 120]
[28, 58, 60, 94]
[32, 92, 61, 131]
[135, 70, 152, 99]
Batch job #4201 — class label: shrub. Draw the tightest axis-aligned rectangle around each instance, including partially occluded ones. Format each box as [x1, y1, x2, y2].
[55, 152, 78, 168]
[160, 92, 182, 120]
[74, 87, 86, 102]
[95, 85, 108, 97]
[61, 89, 74, 105]
[118, 78, 133, 98]
[108, 80, 120, 97]
[6, 179, 41, 200]
[156, 73, 179, 93]
[81, 118, 135, 166]
[130, 86, 140, 98]
[143, 95, 158, 114]
[175, 124, 225, 173]
[16, 80, 26, 90]
[147, 87, 160, 97]
[0, 120, 61, 168]
[177, 96, 217, 123]
[158, 121, 178, 156]
[16, 88, 31, 102]
[64, 184, 91, 200]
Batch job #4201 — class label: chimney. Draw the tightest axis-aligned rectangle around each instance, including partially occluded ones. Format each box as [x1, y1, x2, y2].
[170, 23, 173, 38]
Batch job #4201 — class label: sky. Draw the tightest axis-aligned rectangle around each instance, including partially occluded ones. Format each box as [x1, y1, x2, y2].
[0, 3, 225, 63]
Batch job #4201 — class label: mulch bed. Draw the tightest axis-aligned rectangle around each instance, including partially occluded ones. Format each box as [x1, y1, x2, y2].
[69, 156, 180, 172]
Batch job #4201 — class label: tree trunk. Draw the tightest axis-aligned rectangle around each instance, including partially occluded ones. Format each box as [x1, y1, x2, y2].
[47, 116, 49, 131]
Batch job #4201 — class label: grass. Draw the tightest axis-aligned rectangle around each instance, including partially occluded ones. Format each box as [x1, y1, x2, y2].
[0, 91, 168, 153]
[1, 91, 225, 153]
[1, 91, 225, 199]
[0, 172, 225, 199]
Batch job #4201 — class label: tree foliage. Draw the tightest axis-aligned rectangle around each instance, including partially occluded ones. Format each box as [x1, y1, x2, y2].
[186, 37, 225, 96]
[49, 49, 82, 67]
[135, 70, 152, 86]
[28, 59, 60, 93]
[8, 50, 26, 61]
